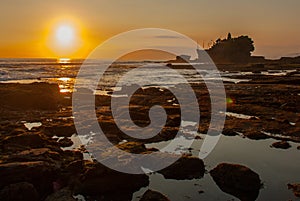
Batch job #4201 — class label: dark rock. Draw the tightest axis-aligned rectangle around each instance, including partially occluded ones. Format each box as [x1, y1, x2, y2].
[45, 187, 76, 201]
[210, 163, 261, 201]
[1, 133, 50, 151]
[3, 148, 62, 164]
[44, 124, 76, 137]
[140, 189, 170, 201]
[64, 160, 84, 174]
[297, 146, 300, 150]
[75, 161, 149, 200]
[117, 142, 148, 154]
[244, 131, 269, 140]
[287, 183, 300, 197]
[195, 135, 202, 140]
[271, 141, 291, 149]
[0, 161, 60, 199]
[158, 155, 205, 180]
[222, 128, 238, 136]
[58, 137, 73, 147]
[0, 182, 39, 201]
[0, 83, 63, 110]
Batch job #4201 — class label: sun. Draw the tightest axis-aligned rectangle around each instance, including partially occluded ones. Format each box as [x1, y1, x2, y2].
[56, 25, 75, 46]
[45, 18, 91, 58]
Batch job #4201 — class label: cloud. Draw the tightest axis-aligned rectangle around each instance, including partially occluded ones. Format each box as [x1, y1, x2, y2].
[154, 35, 183, 39]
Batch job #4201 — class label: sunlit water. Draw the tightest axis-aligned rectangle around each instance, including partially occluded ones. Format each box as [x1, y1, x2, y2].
[0, 58, 251, 94]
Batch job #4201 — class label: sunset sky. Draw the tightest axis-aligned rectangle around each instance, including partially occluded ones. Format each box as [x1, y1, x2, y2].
[0, 0, 299, 59]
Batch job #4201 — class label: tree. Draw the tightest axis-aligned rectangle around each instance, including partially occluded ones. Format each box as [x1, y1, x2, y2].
[207, 34, 255, 63]
[227, 33, 232, 40]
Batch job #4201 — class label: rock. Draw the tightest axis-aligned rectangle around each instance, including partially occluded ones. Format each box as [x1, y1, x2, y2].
[3, 148, 62, 164]
[222, 128, 238, 136]
[0, 161, 60, 199]
[0, 83, 63, 110]
[64, 160, 84, 174]
[45, 187, 76, 201]
[140, 189, 170, 201]
[244, 131, 269, 140]
[58, 137, 73, 147]
[158, 155, 205, 180]
[195, 135, 202, 140]
[1, 133, 51, 152]
[0, 182, 39, 201]
[44, 124, 76, 137]
[117, 142, 148, 154]
[74, 161, 149, 200]
[271, 141, 291, 149]
[210, 163, 261, 201]
[287, 183, 300, 197]
[297, 146, 300, 150]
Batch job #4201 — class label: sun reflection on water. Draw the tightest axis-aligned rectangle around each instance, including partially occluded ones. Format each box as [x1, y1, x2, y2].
[57, 58, 71, 64]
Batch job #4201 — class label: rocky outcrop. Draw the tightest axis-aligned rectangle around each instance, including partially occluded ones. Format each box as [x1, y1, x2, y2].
[0, 83, 63, 110]
[140, 189, 170, 201]
[74, 161, 149, 201]
[288, 183, 300, 197]
[0, 182, 39, 201]
[210, 163, 261, 201]
[58, 137, 74, 147]
[45, 188, 76, 201]
[270, 141, 291, 149]
[158, 155, 205, 180]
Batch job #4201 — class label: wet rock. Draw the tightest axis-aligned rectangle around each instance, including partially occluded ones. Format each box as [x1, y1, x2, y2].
[58, 137, 73, 147]
[158, 155, 205, 180]
[0, 161, 60, 199]
[0, 182, 39, 201]
[117, 142, 148, 154]
[195, 135, 202, 140]
[45, 187, 76, 201]
[64, 160, 84, 174]
[3, 148, 62, 164]
[222, 128, 238, 136]
[244, 131, 269, 140]
[1, 133, 51, 152]
[0, 83, 63, 110]
[297, 146, 300, 150]
[287, 183, 300, 197]
[75, 161, 149, 200]
[44, 124, 76, 137]
[140, 189, 170, 201]
[210, 163, 261, 201]
[271, 141, 291, 149]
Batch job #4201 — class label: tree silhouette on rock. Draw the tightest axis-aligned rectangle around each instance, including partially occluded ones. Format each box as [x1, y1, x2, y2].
[207, 33, 254, 63]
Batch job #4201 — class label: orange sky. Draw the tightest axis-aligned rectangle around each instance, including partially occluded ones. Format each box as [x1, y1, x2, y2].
[0, 0, 300, 59]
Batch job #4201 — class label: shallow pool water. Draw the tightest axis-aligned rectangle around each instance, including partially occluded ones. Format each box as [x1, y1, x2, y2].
[135, 135, 300, 201]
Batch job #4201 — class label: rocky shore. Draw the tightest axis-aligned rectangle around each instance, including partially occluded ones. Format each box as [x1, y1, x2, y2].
[0, 62, 299, 200]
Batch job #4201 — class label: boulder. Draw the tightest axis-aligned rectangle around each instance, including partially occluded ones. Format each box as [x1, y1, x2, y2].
[210, 163, 261, 201]
[74, 161, 149, 200]
[158, 155, 205, 180]
[58, 137, 74, 147]
[0, 182, 39, 201]
[45, 187, 76, 201]
[270, 141, 291, 149]
[0, 83, 63, 110]
[44, 124, 76, 137]
[140, 189, 170, 201]
[0, 161, 60, 199]
[287, 183, 300, 197]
